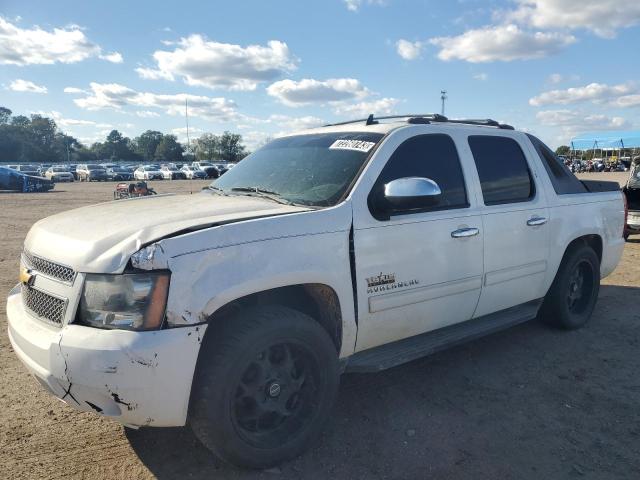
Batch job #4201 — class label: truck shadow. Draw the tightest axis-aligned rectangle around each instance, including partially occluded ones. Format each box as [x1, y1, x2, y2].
[126, 284, 640, 479]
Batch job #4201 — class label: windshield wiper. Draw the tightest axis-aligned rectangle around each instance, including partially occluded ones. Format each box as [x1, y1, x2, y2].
[207, 185, 227, 195]
[229, 186, 297, 206]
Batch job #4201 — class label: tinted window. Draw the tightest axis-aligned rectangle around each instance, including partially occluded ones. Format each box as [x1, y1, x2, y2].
[369, 134, 468, 216]
[526, 134, 587, 195]
[468, 135, 534, 205]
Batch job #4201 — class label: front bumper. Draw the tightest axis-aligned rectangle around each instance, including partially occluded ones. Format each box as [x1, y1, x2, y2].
[7, 285, 205, 427]
[628, 211, 640, 232]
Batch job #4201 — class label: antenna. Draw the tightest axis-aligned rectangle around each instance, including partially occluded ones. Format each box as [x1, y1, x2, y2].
[185, 98, 191, 155]
[440, 90, 447, 116]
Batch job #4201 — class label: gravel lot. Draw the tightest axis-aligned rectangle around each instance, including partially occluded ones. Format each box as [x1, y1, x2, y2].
[1, 173, 639, 479]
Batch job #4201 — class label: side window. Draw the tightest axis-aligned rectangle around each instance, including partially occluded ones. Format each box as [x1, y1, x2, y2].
[526, 134, 587, 195]
[468, 135, 535, 205]
[369, 134, 468, 217]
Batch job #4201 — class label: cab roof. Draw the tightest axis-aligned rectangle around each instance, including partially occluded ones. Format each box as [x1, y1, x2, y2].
[283, 114, 516, 138]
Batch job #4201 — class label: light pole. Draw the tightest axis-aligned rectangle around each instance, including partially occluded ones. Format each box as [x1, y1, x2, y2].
[440, 90, 447, 116]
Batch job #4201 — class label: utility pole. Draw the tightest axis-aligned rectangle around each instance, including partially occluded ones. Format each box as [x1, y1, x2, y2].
[185, 98, 191, 156]
[440, 90, 447, 116]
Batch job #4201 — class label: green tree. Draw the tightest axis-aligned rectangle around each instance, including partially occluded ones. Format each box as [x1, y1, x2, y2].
[0, 107, 11, 124]
[218, 131, 246, 162]
[134, 130, 164, 161]
[194, 133, 220, 160]
[555, 145, 570, 156]
[154, 134, 184, 163]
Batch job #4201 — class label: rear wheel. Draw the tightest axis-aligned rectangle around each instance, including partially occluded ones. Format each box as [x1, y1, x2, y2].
[539, 244, 600, 330]
[190, 306, 339, 469]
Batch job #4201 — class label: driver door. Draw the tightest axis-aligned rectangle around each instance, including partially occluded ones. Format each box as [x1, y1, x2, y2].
[352, 132, 484, 352]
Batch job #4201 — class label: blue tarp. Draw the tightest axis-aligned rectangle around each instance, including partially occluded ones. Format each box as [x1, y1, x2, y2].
[570, 130, 640, 150]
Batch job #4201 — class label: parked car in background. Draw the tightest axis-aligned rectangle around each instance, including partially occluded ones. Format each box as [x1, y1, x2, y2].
[106, 166, 134, 181]
[44, 166, 74, 182]
[623, 156, 640, 240]
[134, 165, 163, 181]
[160, 165, 186, 180]
[212, 163, 232, 175]
[191, 161, 220, 178]
[76, 164, 108, 182]
[16, 164, 40, 176]
[180, 165, 208, 179]
[6, 115, 626, 469]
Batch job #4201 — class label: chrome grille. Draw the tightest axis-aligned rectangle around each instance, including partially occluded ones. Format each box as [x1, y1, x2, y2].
[22, 285, 67, 325]
[23, 252, 75, 283]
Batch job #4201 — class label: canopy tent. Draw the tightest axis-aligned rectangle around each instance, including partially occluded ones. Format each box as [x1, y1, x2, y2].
[570, 130, 640, 151]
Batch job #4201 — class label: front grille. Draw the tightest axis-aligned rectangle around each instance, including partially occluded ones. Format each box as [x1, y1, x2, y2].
[23, 252, 75, 283]
[22, 285, 67, 325]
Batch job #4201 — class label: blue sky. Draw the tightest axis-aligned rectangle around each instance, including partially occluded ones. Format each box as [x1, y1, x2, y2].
[1, 0, 639, 149]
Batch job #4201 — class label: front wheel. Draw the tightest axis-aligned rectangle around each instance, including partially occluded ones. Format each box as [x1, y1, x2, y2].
[190, 306, 339, 469]
[539, 244, 600, 330]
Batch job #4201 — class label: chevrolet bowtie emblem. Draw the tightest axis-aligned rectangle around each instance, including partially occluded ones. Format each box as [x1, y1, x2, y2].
[20, 267, 35, 286]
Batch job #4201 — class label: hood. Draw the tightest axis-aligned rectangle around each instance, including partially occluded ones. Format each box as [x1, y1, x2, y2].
[24, 192, 310, 273]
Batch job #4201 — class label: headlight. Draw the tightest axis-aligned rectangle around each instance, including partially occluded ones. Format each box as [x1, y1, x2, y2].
[77, 272, 170, 331]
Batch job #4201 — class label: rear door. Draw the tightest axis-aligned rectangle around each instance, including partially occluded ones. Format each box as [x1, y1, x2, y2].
[466, 134, 550, 317]
[352, 129, 484, 352]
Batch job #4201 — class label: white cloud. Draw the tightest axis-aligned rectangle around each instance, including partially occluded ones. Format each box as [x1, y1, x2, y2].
[430, 24, 576, 62]
[473, 73, 489, 81]
[548, 73, 563, 84]
[63, 86, 87, 94]
[267, 78, 370, 106]
[529, 82, 639, 106]
[73, 82, 238, 121]
[135, 110, 160, 118]
[268, 114, 325, 131]
[536, 109, 630, 129]
[343, 0, 386, 12]
[8, 79, 47, 93]
[333, 97, 400, 117]
[136, 35, 296, 91]
[99, 51, 123, 63]
[0, 16, 118, 65]
[395, 39, 423, 60]
[30, 110, 111, 129]
[506, 0, 640, 38]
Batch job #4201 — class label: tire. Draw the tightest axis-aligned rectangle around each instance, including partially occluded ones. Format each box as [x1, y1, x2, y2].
[539, 244, 600, 330]
[190, 305, 339, 469]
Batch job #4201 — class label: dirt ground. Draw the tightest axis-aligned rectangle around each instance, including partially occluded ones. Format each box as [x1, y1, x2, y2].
[1, 173, 639, 479]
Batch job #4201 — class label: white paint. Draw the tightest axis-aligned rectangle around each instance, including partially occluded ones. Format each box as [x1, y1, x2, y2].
[6, 119, 625, 428]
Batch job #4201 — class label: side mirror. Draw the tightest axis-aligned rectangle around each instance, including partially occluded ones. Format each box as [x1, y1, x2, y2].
[369, 176, 443, 220]
[384, 177, 441, 208]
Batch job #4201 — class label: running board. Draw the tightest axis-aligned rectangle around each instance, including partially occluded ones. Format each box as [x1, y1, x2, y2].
[346, 299, 542, 373]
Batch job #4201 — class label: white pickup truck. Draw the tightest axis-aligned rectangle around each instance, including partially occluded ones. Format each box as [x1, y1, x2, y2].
[7, 115, 626, 468]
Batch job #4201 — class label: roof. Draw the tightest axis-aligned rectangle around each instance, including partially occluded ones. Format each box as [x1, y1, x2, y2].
[570, 130, 640, 150]
[284, 114, 516, 138]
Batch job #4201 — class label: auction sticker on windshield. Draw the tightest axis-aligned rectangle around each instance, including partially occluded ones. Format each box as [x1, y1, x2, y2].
[329, 139, 376, 152]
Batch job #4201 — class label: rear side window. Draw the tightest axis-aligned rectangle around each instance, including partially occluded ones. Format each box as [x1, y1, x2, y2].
[526, 134, 587, 195]
[468, 135, 535, 205]
[369, 133, 468, 216]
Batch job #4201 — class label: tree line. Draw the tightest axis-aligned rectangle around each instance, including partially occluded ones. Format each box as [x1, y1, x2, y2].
[0, 106, 249, 164]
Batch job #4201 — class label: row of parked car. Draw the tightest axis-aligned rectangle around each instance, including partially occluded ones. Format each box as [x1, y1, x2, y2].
[5, 161, 236, 183]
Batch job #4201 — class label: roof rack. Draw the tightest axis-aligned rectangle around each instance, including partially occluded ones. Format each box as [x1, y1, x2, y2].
[324, 114, 514, 130]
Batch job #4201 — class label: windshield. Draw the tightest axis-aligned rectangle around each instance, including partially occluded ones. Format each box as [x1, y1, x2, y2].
[52, 167, 68, 172]
[87, 165, 102, 170]
[199, 162, 214, 167]
[20, 165, 37, 170]
[211, 132, 384, 207]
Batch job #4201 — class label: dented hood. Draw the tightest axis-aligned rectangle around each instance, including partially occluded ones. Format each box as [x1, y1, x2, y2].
[24, 192, 310, 273]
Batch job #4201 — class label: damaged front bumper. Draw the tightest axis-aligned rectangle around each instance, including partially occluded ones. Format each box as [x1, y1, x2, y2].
[7, 285, 206, 427]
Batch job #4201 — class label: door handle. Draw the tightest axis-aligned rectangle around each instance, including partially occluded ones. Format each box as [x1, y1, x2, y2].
[527, 216, 547, 226]
[451, 227, 480, 238]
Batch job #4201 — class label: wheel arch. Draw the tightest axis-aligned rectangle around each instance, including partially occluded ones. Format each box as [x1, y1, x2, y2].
[563, 234, 603, 264]
[203, 283, 344, 354]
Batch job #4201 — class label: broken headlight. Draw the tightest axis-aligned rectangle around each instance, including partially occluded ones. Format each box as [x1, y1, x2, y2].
[77, 272, 170, 331]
